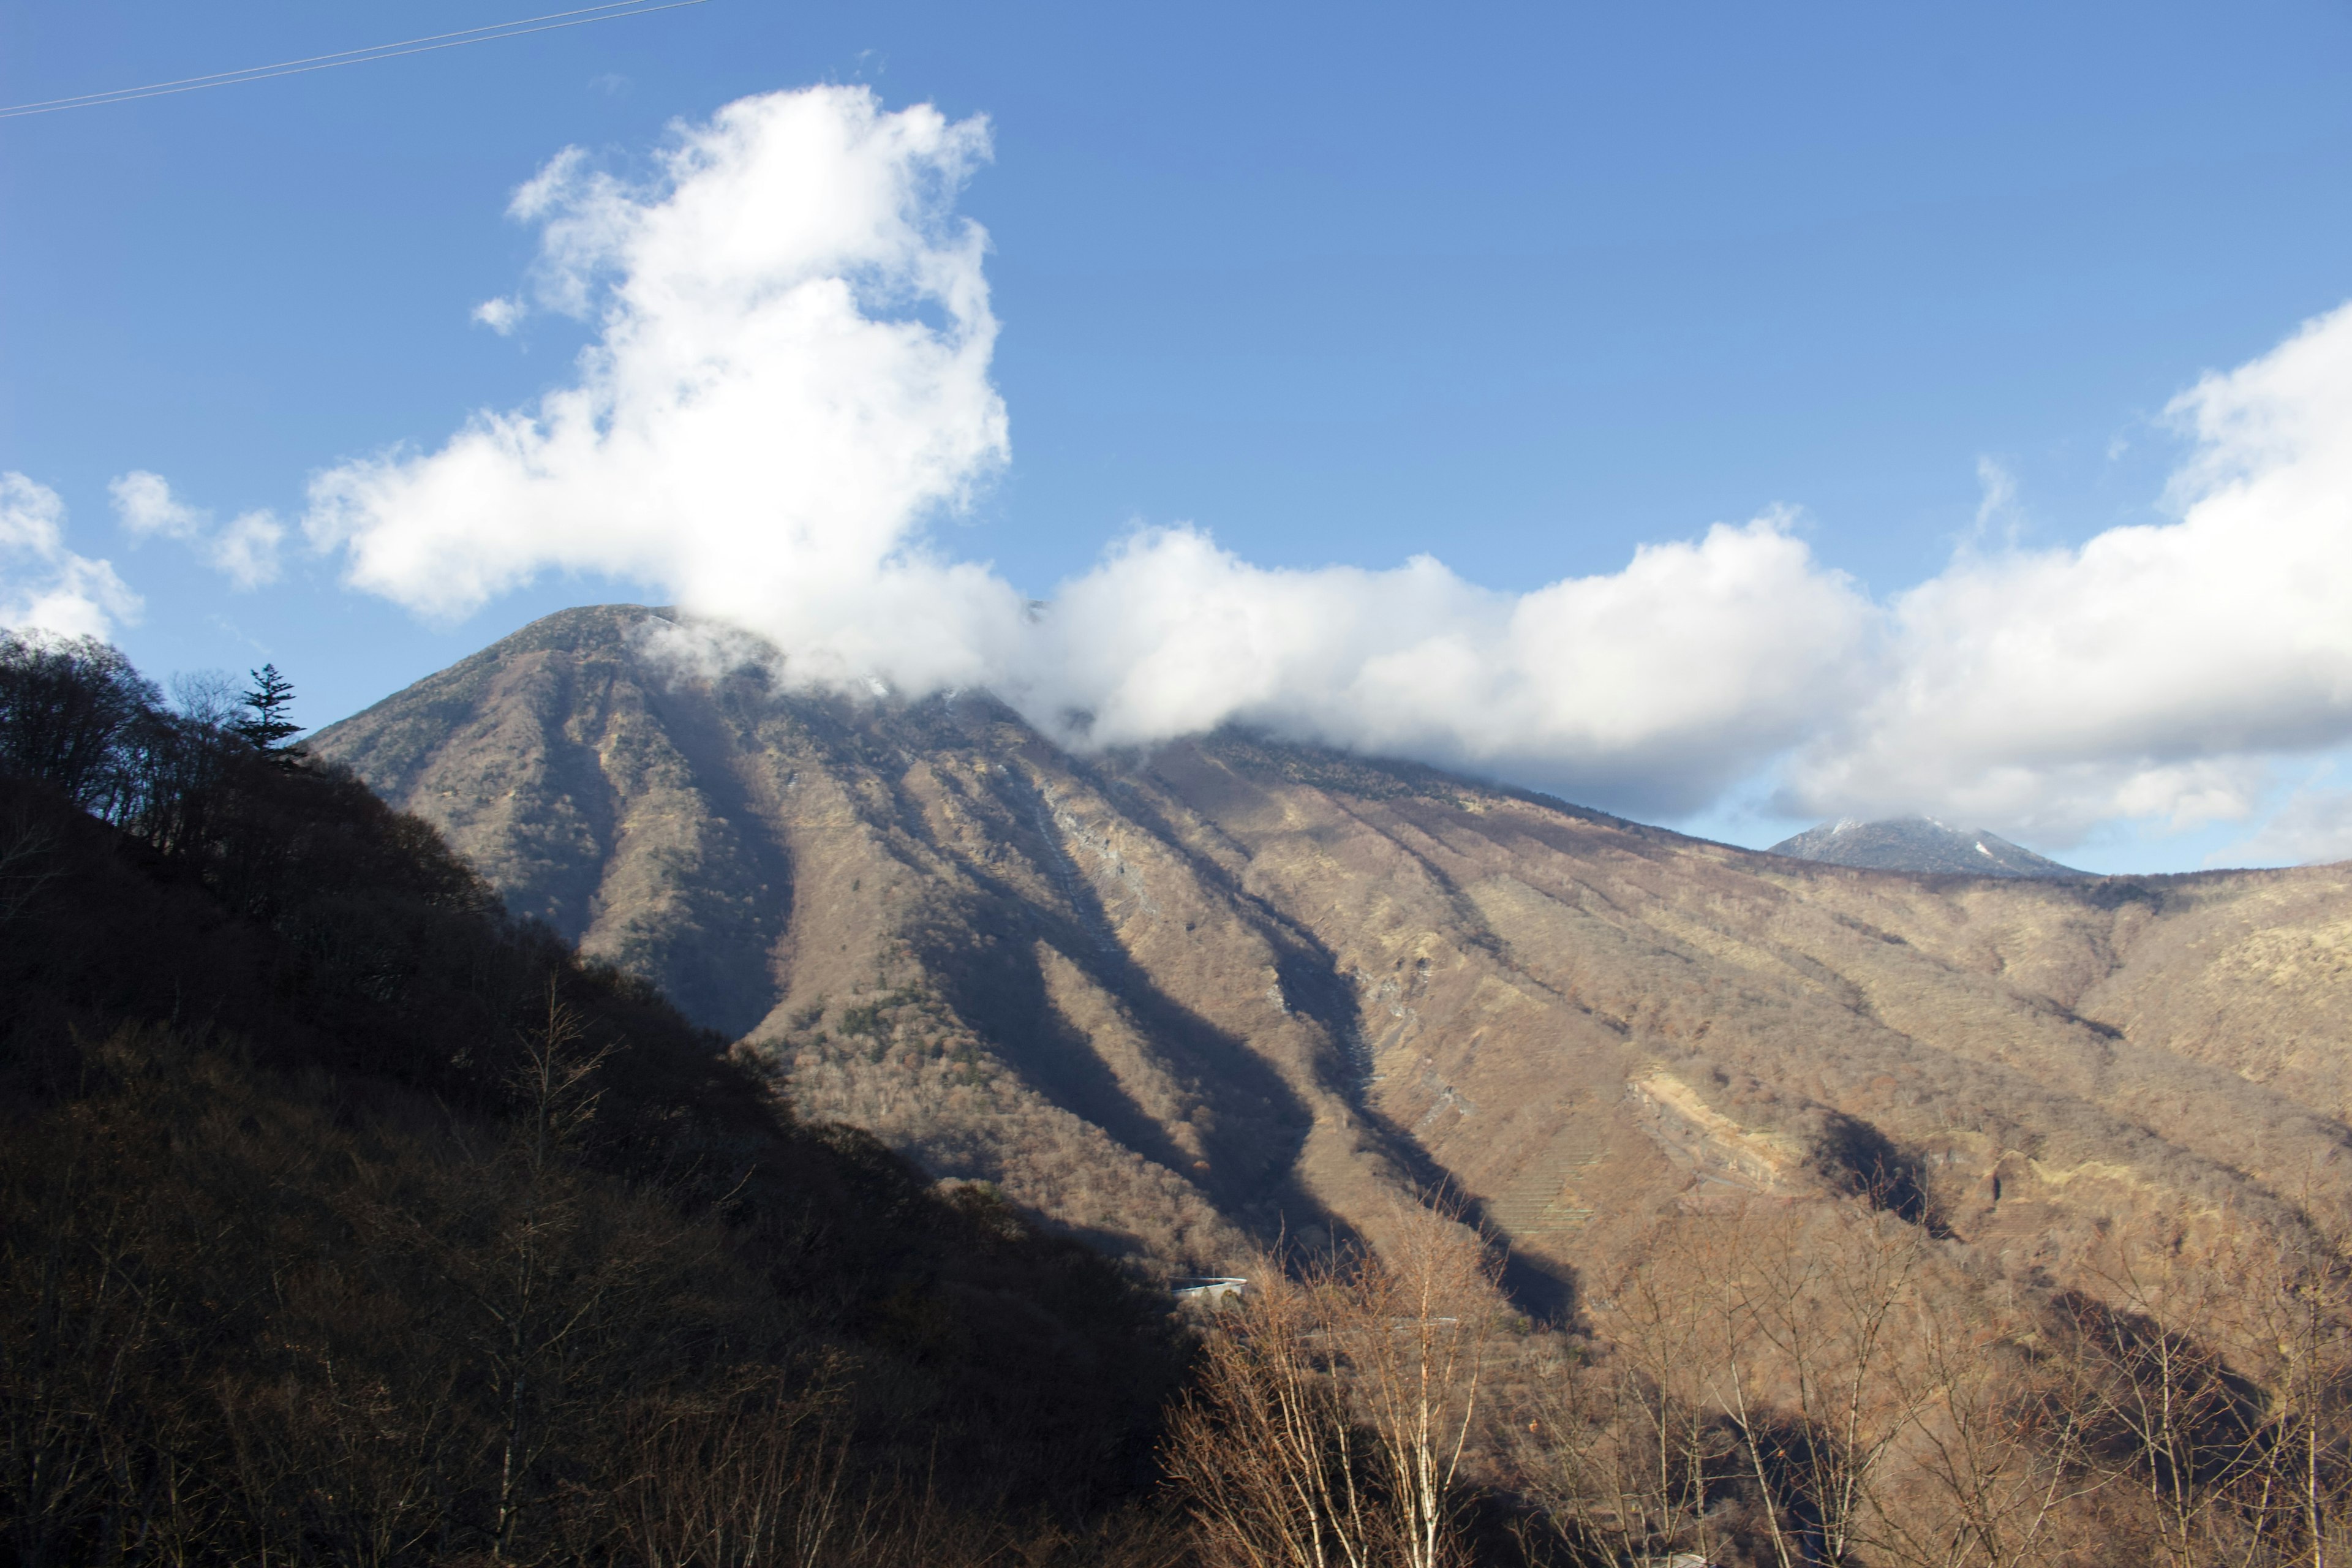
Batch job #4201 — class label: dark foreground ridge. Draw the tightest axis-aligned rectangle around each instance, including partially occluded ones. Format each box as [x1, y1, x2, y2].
[0, 631, 1188, 1566]
[1770, 813, 2089, 878]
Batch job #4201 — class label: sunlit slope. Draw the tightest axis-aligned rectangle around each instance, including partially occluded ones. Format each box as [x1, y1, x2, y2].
[314, 605, 2352, 1285]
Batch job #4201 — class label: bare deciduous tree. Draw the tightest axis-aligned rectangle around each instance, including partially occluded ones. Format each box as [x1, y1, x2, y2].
[616, 1368, 858, 1568]
[1860, 1282, 2106, 1568]
[1166, 1203, 1500, 1568]
[1518, 1249, 1737, 1564]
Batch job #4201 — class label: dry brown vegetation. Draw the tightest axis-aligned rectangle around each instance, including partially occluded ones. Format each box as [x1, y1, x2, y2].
[1166, 1206, 1498, 1568]
[1166, 1194, 2352, 1568]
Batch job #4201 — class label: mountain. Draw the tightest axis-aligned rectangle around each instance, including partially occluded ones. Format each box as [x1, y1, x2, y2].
[312, 606, 2352, 1305]
[1771, 815, 2088, 878]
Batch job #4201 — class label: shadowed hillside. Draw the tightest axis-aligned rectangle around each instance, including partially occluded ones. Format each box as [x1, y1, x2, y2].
[0, 631, 1188, 1566]
[313, 606, 2352, 1305]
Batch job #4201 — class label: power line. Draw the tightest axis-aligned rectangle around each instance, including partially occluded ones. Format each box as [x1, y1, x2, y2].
[3, 2, 666, 112]
[0, 1, 712, 120]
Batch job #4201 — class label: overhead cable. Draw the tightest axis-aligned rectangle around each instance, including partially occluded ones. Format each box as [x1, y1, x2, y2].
[0, 0, 711, 120]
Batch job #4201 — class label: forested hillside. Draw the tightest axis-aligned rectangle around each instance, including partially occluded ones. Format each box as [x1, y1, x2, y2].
[0, 631, 1187, 1566]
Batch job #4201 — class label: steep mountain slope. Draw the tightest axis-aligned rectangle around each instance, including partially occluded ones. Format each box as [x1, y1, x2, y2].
[313, 606, 2352, 1295]
[1771, 815, 2087, 877]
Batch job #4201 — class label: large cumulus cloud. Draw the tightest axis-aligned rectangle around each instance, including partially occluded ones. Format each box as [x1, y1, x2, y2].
[252, 85, 2352, 850]
[304, 86, 1022, 696]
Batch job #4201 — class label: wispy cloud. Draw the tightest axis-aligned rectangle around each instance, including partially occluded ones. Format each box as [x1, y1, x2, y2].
[470, 296, 524, 334]
[2218, 777, 2352, 867]
[110, 470, 284, 589]
[1970, 456, 2021, 546]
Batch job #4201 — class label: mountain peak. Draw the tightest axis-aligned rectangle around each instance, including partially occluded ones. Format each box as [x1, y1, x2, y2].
[1769, 815, 2087, 878]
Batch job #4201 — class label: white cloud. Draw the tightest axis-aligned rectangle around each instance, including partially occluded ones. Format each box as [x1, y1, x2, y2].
[1, 473, 142, 638]
[472, 296, 523, 334]
[1787, 300, 2352, 840]
[306, 85, 1018, 697]
[210, 510, 287, 590]
[1970, 456, 2019, 545]
[1018, 516, 1872, 814]
[108, 470, 284, 589]
[298, 84, 2352, 839]
[111, 469, 205, 540]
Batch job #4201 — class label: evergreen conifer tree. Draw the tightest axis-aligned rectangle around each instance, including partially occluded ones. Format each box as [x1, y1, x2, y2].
[235, 663, 304, 757]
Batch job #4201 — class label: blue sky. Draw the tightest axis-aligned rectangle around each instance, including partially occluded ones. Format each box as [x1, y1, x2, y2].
[6, 1, 2352, 870]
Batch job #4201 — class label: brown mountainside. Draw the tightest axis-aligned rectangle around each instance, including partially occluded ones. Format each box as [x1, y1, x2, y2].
[312, 606, 2352, 1297]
